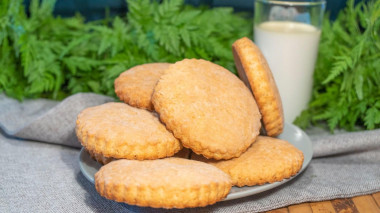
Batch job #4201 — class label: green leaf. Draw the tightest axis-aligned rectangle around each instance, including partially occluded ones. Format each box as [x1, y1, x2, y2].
[174, 10, 201, 25]
[63, 56, 100, 74]
[1, 0, 252, 100]
[87, 81, 101, 93]
[296, 0, 380, 131]
[154, 25, 180, 55]
[158, 0, 183, 19]
[179, 27, 191, 47]
[59, 34, 93, 58]
[364, 107, 380, 129]
[322, 56, 352, 84]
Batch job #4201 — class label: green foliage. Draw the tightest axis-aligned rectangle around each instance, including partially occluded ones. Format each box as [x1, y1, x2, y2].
[294, 0, 380, 131]
[0, 0, 252, 100]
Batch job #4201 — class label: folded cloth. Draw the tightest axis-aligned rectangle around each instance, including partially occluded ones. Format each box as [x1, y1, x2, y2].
[0, 93, 379, 213]
[0, 93, 113, 147]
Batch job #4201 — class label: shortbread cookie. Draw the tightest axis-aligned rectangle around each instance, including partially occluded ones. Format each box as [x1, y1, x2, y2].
[152, 59, 261, 160]
[114, 63, 171, 111]
[95, 158, 232, 208]
[191, 136, 304, 187]
[76, 102, 181, 160]
[232, 37, 284, 136]
[87, 147, 190, 165]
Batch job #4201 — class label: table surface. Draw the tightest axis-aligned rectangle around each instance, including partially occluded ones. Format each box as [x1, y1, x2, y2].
[265, 192, 380, 213]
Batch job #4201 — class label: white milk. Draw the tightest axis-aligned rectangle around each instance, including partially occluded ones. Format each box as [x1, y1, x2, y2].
[254, 21, 321, 122]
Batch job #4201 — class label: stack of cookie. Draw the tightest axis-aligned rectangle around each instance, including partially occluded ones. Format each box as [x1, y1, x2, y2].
[75, 37, 304, 209]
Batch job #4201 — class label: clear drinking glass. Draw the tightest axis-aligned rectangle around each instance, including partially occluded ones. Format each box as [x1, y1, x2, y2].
[254, 0, 326, 122]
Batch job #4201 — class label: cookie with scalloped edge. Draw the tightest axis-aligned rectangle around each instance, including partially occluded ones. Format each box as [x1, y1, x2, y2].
[76, 102, 181, 160]
[86, 147, 191, 165]
[115, 63, 171, 111]
[95, 158, 232, 208]
[191, 136, 304, 187]
[152, 59, 261, 160]
[232, 37, 284, 136]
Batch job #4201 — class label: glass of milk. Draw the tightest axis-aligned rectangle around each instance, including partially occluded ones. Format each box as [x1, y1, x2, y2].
[254, 0, 325, 123]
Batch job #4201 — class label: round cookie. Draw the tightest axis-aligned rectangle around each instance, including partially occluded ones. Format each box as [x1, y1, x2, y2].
[191, 136, 304, 187]
[95, 158, 232, 208]
[114, 63, 171, 111]
[76, 102, 181, 160]
[86, 147, 190, 165]
[152, 59, 261, 160]
[232, 37, 284, 136]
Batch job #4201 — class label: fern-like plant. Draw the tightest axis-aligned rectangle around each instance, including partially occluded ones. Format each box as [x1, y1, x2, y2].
[294, 0, 380, 131]
[0, 0, 252, 100]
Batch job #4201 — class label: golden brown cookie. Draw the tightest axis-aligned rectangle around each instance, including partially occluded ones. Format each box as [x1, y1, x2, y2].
[87, 147, 190, 165]
[114, 63, 171, 111]
[191, 136, 304, 187]
[95, 158, 232, 209]
[232, 37, 284, 136]
[76, 102, 181, 160]
[152, 59, 261, 160]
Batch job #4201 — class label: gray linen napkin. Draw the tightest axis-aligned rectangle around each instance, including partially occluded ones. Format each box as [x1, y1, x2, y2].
[0, 93, 113, 147]
[0, 93, 379, 213]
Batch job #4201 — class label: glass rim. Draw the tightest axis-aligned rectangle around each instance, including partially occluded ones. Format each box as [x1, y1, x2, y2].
[255, 0, 326, 6]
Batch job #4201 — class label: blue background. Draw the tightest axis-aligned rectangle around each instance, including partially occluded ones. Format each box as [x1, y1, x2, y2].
[23, 0, 350, 21]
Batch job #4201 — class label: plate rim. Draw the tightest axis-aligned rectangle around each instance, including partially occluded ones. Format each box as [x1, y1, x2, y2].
[79, 122, 313, 201]
[224, 122, 313, 200]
